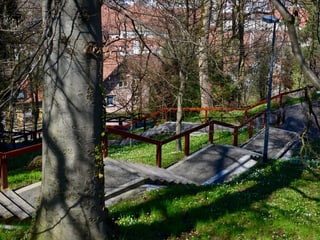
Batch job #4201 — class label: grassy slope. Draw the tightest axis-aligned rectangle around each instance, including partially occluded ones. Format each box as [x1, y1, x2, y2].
[108, 130, 251, 168]
[109, 159, 320, 240]
[2, 123, 319, 239]
[4, 159, 318, 240]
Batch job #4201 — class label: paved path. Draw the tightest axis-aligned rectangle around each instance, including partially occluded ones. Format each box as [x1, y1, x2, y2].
[241, 127, 299, 159]
[2, 102, 319, 220]
[280, 101, 320, 138]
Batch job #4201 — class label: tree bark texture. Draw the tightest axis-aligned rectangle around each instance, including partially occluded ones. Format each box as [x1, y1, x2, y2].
[32, 1, 109, 239]
[198, 0, 213, 110]
[271, 0, 320, 89]
[175, 70, 186, 152]
[237, 0, 246, 104]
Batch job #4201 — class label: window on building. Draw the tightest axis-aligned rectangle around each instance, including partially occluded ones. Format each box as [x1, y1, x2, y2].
[17, 90, 26, 100]
[106, 96, 115, 106]
[118, 80, 127, 88]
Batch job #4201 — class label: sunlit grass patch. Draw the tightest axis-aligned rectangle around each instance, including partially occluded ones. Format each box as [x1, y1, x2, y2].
[0, 222, 31, 240]
[108, 130, 252, 168]
[8, 169, 41, 190]
[109, 160, 320, 239]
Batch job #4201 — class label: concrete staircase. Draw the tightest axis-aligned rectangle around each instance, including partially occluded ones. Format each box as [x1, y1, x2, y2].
[0, 189, 35, 221]
[0, 127, 303, 220]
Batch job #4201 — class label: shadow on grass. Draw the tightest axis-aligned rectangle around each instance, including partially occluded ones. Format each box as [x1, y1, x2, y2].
[110, 161, 305, 239]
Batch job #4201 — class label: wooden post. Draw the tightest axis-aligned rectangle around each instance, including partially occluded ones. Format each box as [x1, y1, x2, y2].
[244, 109, 248, 122]
[304, 86, 308, 99]
[0, 156, 8, 190]
[156, 144, 162, 168]
[209, 122, 214, 143]
[32, 131, 37, 141]
[165, 109, 168, 122]
[205, 110, 208, 123]
[233, 127, 238, 146]
[103, 131, 108, 158]
[249, 120, 253, 138]
[184, 134, 190, 156]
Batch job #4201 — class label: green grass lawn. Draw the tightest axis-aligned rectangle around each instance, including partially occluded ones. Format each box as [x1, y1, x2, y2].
[108, 159, 320, 240]
[108, 129, 252, 168]
[8, 169, 42, 190]
[5, 129, 252, 189]
[2, 133, 319, 240]
[3, 159, 319, 240]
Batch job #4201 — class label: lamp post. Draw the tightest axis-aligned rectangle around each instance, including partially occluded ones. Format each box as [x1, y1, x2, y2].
[262, 15, 279, 162]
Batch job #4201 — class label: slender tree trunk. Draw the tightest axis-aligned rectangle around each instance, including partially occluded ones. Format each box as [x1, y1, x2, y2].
[29, 76, 40, 135]
[7, 79, 15, 142]
[175, 70, 185, 152]
[199, 0, 213, 112]
[237, 0, 246, 105]
[271, 0, 320, 89]
[217, 0, 224, 71]
[32, 1, 109, 239]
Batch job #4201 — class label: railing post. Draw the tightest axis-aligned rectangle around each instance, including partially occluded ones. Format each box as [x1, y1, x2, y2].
[249, 120, 253, 138]
[156, 144, 162, 168]
[209, 122, 214, 143]
[0, 156, 8, 190]
[244, 109, 248, 122]
[304, 86, 308, 99]
[165, 109, 168, 122]
[205, 110, 208, 123]
[184, 134, 190, 156]
[32, 131, 37, 141]
[103, 131, 108, 158]
[233, 127, 238, 146]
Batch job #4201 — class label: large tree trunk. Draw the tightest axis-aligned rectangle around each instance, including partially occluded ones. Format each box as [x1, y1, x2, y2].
[199, 0, 213, 111]
[271, 0, 320, 89]
[32, 1, 109, 239]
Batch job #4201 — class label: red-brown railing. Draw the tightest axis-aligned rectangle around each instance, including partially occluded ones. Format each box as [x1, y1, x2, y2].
[105, 121, 215, 168]
[0, 87, 310, 189]
[104, 87, 310, 167]
[0, 143, 42, 189]
[0, 129, 42, 189]
[104, 111, 270, 168]
[108, 87, 309, 129]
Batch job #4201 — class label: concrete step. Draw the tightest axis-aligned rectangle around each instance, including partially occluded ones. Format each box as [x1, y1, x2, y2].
[241, 127, 300, 159]
[2, 189, 35, 217]
[0, 201, 14, 220]
[168, 144, 261, 184]
[105, 158, 197, 186]
[0, 189, 35, 220]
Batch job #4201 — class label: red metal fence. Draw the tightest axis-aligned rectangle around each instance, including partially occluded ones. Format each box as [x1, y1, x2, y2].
[104, 87, 309, 167]
[0, 143, 42, 189]
[108, 87, 309, 129]
[0, 87, 310, 189]
[104, 112, 265, 168]
[0, 129, 42, 189]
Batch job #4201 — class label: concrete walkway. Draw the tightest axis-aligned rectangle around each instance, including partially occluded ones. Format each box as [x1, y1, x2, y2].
[241, 127, 299, 159]
[2, 102, 319, 219]
[14, 126, 302, 211]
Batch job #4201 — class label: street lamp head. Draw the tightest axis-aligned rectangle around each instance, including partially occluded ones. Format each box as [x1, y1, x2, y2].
[262, 15, 279, 24]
